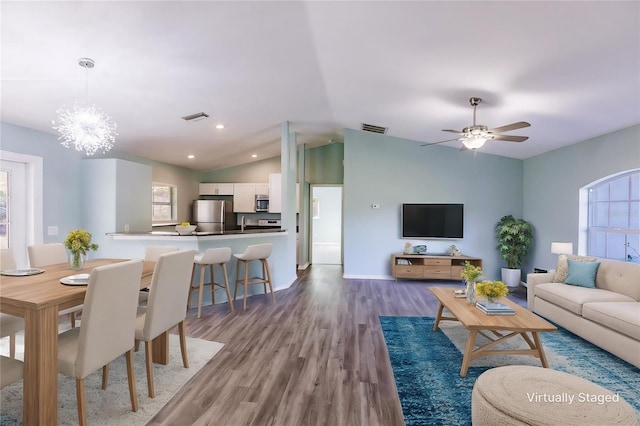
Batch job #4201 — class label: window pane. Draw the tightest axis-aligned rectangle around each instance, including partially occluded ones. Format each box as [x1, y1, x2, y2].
[591, 184, 609, 202]
[589, 231, 606, 258]
[606, 232, 626, 261]
[153, 205, 172, 221]
[627, 234, 640, 263]
[153, 185, 171, 203]
[609, 202, 628, 228]
[630, 174, 640, 200]
[593, 202, 609, 227]
[610, 176, 629, 201]
[630, 201, 639, 231]
[0, 171, 7, 249]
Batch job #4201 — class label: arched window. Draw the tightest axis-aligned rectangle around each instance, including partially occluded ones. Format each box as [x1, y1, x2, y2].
[587, 170, 639, 263]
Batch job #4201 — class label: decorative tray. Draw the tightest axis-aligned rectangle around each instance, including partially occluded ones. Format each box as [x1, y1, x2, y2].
[1, 268, 45, 276]
[60, 273, 90, 286]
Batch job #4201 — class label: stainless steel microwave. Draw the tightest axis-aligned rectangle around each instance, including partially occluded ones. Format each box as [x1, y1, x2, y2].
[255, 194, 269, 212]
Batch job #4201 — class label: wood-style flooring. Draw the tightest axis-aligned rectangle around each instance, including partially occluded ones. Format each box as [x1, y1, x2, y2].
[148, 265, 528, 426]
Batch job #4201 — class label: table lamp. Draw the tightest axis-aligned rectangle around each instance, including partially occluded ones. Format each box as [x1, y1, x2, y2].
[551, 242, 573, 255]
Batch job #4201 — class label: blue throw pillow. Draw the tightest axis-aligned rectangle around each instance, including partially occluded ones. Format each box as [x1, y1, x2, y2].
[564, 260, 600, 288]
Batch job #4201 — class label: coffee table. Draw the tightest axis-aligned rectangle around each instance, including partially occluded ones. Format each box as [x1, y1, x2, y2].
[430, 286, 557, 377]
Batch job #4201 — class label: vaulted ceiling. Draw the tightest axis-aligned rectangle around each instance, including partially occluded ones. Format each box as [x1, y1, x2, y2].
[2, 1, 638, 171]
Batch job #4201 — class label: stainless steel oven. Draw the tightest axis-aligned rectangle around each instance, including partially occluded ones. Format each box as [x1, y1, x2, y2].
[255, 194, 269, 212]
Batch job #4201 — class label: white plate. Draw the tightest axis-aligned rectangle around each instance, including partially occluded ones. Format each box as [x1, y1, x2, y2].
[1, 268, 45, 276]
[60, 273, 90, 286]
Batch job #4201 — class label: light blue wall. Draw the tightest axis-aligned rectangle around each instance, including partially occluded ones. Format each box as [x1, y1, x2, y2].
[343, 128, 524, 280]
[203, 156, 281, 182]
[1, 123, 83, 242]
[312, 186, 342, 243]
[523, 124, 640, 271]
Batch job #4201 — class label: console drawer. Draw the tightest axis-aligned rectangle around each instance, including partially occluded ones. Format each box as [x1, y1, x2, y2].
[395, 265, 424, 278]
[424, 266, 451, 279]
[425, 258, 451, 266]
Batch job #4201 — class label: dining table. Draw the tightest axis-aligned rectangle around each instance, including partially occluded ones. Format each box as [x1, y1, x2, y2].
[0, 258, 164, 426]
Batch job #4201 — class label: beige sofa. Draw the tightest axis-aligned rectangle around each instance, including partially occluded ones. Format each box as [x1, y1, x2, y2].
[527, 257, 640, 368]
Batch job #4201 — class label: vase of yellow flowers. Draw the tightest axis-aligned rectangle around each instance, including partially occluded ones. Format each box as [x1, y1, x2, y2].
[64, 229, 99, 270]
[460, 261, 483, 304]
[476, 280, 509, 306]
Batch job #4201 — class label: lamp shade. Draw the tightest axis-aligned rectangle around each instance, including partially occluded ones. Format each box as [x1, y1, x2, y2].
[551, 242, 573, 255]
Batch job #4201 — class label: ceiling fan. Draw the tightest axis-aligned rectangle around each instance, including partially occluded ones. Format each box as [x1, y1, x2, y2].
[422, 97, 530, 150]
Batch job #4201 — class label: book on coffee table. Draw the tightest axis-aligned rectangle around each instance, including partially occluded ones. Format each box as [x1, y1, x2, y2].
[476, 301, 516, 315]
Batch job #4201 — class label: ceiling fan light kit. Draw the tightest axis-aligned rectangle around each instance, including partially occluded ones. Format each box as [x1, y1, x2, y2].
[423, 97, 530, 151]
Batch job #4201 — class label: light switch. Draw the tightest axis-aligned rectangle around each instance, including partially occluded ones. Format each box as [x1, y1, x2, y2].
[47, 226, 58, 236]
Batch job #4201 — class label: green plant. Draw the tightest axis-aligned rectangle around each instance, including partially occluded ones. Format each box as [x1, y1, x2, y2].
[460, 261, 483, 282]
[64, 229, 98, 268]
[495, 215, 534, 269]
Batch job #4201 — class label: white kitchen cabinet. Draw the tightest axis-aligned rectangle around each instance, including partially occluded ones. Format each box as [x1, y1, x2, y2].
[255, 183, 269, 196]
[199, 183, 234, 196]
[233, 183, 256, 212]
[268, 173, 282, 213]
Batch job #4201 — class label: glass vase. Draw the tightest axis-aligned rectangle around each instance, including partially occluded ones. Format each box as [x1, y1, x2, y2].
[70, 252, 85, 270]
[486, 296, 498, 308]
[465, 281, 476, 304]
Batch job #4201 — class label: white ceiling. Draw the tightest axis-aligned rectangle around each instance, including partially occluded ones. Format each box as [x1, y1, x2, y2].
[2, 1, 639, 172]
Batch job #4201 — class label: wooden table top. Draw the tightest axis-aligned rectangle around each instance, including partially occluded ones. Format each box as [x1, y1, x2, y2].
[0, 259, 155, 316]
[429, 286, 557, 332]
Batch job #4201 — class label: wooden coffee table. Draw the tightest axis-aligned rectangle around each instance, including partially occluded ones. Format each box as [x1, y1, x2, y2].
[430, 286, 557, 377]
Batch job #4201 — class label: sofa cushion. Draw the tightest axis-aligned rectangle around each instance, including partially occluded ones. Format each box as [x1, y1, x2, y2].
[595, 259, 640, 301]
[534, 283, 636, 316]
[564, 260, 600, 288]
[582, 302, 640, 340]
[552, 255, 597, 283]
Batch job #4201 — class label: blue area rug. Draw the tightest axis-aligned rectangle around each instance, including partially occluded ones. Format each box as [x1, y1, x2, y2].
[380, 316, 640, 426]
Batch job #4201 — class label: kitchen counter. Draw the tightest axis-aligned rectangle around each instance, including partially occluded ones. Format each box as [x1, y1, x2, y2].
[108, 228, 286, 239]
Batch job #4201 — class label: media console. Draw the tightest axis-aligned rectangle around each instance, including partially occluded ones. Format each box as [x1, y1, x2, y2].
[391, 254, 483, 281]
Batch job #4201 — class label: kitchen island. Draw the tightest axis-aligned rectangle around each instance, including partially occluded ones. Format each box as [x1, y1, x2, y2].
[104, 229, 296, 309]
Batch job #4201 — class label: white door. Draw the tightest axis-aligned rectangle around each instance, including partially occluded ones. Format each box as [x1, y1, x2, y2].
[1, 160, 27, 267]
[310, 185, 342, 265]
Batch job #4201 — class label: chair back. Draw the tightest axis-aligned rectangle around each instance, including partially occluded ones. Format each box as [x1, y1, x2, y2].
[144, 246, 179, 261]
[199, 247, 232, 264]
[75, 259, 143, 379]
[141, 250, 196, 341]
[27, 243, 67, 267]
[0, 249, 17, 271]
[242, 243, 272, 260]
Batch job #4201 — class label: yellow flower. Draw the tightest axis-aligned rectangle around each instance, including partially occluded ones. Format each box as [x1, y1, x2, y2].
[64, 229, 99, 255]
[476, 280, 509, 299]
[460, 261, 483, 282]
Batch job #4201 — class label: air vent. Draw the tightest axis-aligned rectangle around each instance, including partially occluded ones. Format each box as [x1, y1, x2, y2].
[361, 123, 387, 134]
[182, 112, 210, 122]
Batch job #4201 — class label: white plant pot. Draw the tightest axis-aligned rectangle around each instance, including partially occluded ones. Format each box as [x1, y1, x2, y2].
[501, 268, 521, 288]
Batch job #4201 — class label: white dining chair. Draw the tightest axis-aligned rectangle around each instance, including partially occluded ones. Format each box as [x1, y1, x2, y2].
[27, 243, 68, 267]
[0, 355, 23, 389]
[27, 243, 82, 327]
[144, 246, 179, 262]
[135, 250, 196, 398]
[0, 249, 25, 358]
[57, 259, 143, 426]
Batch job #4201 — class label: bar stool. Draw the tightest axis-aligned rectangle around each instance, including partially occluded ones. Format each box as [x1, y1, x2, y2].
[233, 243, 274, 311]
[189, 248, 234, 318]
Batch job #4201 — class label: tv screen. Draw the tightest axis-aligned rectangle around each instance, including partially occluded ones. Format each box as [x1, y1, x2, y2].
[402, 203, 464, 239]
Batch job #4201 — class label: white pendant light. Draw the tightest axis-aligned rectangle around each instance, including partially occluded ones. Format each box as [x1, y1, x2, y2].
[52, 58, 117, 156]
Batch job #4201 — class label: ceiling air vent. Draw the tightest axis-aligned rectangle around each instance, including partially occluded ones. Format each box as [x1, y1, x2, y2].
[182, 112, 209, 122]
[361, 123, 387, 134]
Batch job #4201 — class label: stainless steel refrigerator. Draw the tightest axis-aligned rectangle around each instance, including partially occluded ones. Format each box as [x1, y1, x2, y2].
[192, 200, 235, 232]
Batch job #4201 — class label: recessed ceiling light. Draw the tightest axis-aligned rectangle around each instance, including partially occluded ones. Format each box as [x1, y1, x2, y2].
[251, 154, 258, 158]
[187, 154, 195, 159]
[216, 124, 224, 129]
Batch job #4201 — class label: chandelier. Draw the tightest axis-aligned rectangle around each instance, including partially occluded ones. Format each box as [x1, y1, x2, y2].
[52, 58, 117, 156]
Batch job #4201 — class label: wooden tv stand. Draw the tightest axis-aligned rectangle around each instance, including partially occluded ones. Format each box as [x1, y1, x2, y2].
[391, 254, 482, 281]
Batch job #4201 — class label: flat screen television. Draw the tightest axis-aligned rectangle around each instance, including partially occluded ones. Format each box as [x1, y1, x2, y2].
[402, 203, 464, 239]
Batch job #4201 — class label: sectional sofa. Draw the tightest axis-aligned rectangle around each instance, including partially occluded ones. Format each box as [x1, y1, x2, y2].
[527, 256, 640, 368]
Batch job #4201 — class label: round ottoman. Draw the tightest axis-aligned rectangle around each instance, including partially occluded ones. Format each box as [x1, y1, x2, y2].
[471, 366, 637, 425]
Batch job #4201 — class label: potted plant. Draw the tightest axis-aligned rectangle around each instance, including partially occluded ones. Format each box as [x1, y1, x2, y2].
[461, 261, 483, 303]
[64, 229, 99, 270]
[495, 215, 534, 288]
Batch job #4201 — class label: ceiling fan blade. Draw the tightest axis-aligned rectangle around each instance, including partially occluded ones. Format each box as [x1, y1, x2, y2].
[442, 129, 464, 134]
[488, 121, 531, 133]
[421, 137, 460, 147]
[492, 134, 529, 142]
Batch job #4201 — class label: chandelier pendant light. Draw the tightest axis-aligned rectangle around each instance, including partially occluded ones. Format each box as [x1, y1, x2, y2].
[52, 58, 117, 156]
